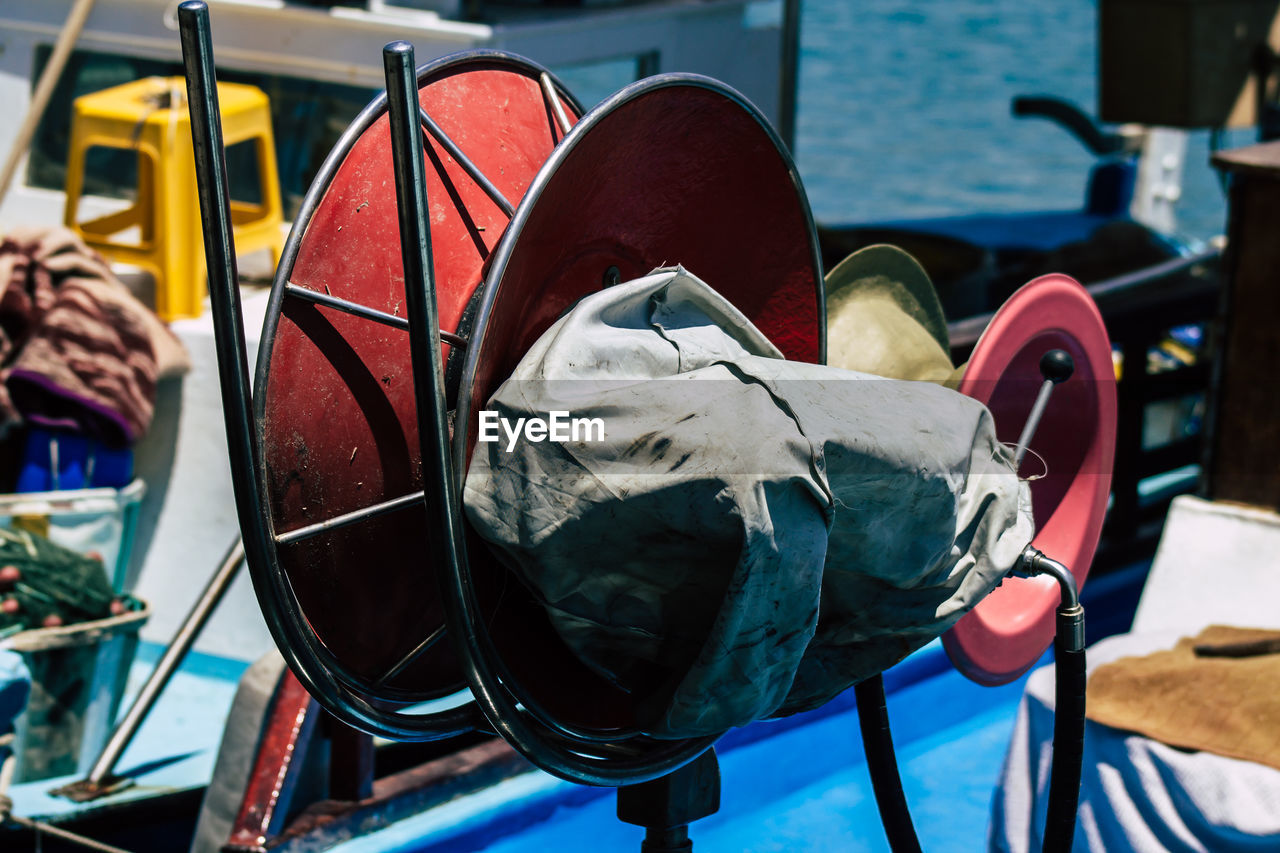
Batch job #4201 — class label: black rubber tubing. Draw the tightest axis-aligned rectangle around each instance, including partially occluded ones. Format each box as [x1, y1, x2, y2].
[857, 604, 1087, 853]
[855, 674, 923, 853]
[1042, 605, 1087, 852]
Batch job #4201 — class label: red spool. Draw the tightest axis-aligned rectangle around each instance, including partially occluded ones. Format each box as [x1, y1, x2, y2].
[453, 75, 825, 732]
[258, 55, 580, 701]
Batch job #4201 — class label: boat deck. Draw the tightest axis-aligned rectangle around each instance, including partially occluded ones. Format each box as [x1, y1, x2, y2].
[5, 563, 1145, 851]
[337, 563, 1145, 852]
[341, 653, 1033, 853]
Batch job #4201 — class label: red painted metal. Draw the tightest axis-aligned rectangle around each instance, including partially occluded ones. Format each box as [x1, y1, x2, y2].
[943, 274, 1117, 686]
[225, 670, 320, 852]
[466, 81, 822, 454]
[260, 60, 576, 698]
[268, 739, 528, 850]
[259, 71, 820, 735]
[461, 78, 823, 733]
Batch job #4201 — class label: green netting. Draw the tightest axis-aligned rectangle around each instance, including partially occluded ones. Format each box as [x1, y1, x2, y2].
[0, 526, 114, 633]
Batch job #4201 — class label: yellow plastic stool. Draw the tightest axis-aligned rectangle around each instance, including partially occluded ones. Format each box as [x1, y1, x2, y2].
[64, 77, 283, 321]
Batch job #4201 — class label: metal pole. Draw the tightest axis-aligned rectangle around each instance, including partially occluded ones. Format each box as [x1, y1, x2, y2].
[539, 73, 573, 138]
[1013, 349, 1074, 472]
[0, 0, 99, 204]
[777, 0, 802, 152]
[82, 540, 245, 789]
[1013, 379, 1056, 472]
[178, 2, 479, 742]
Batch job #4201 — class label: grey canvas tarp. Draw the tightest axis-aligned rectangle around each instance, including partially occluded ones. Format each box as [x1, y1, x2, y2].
[463, 267, 1033, 739]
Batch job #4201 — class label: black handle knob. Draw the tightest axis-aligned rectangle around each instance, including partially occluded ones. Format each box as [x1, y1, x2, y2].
[1040, 349, 1074, 384]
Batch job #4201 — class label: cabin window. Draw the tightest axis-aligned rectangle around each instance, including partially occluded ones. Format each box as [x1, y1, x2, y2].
[28, 46, 376, 219]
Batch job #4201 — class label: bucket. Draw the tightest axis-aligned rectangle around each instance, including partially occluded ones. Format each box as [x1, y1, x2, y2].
[0, 480, 146, 593]
[5, 600, 149, 782]
[0, 480, 148, 782]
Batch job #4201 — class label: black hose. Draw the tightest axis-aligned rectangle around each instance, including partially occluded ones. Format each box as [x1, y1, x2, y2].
[855, 674, 923, 853]
[1042, 605, 1087, 853]
[857, 602, 1087, 853]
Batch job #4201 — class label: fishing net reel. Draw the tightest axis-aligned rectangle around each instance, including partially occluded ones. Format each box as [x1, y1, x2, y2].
[177, 1, 821, 787]
[179, 0, 1113, 846]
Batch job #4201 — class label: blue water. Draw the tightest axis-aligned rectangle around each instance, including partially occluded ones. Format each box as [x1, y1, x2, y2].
[793, 0, 1252, 242]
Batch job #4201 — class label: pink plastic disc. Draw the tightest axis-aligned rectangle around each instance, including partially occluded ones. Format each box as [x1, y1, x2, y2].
[942, 274, 1117, 686]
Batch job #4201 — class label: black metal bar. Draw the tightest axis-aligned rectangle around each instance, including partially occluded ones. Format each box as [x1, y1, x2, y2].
[274, 491, 427, 546]
[180, 1, 478, 742]
[384, 40, 477, 724]
[177, 7, 269, 625]
[284, 282, 467, 348]
[778, 0, 802, 152]
[419, 106, 514, 217]
[539, 72, 573, 137]
[947, 248, 1221, 351]
[855, 675, 923, 853]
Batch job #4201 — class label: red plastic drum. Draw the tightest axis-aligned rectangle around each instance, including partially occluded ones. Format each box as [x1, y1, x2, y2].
[454, 73, 824, 733]
[943, 274, 1117, 685]
[257, 53, 581, 702]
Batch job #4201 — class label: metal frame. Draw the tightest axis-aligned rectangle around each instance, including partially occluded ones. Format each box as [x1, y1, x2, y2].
[252, 50, 578, 709]
[180, 0, 482, 741]
[179, 1, 723, 785]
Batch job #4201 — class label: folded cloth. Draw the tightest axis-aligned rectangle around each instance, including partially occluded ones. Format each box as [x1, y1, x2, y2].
[0, 227, 188, 444]
[464, 266, 1032, 738]
[1087, 624, 1280, 771]
[992, 631, 1280, 853]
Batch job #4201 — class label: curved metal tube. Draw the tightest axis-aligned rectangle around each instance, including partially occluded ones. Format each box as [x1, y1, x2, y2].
[1018, 546, 1080, 611]
[178, 0, 478, 741]
[250, 48, 583, 713]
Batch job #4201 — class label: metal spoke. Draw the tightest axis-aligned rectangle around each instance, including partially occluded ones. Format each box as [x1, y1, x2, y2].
[418, 107, 514, 217]
[284, 282, 466, 349]
[275, 491, 426, 545]
[375, 623, 448, 686]
[540, 72, 573, 137]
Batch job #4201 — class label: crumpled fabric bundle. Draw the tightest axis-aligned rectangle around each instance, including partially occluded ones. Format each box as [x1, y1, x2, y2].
[0, 227, 187, 445]
[463, 267, 1033, 738]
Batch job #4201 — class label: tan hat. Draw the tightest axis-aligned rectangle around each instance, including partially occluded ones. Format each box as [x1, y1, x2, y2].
[824, 244, 954, 382]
